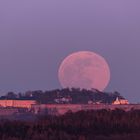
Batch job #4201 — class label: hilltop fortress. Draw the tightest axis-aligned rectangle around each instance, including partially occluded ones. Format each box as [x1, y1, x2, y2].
[0, 97, 139, 116]
[0, 89, 138, 116]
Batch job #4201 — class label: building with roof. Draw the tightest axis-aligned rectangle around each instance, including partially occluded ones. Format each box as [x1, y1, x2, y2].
[0, 100, 36, 108]
[112, 97, 129, 105]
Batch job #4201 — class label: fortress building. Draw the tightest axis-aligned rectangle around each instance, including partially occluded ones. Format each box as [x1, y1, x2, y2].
[0, 100, 36, 108]
[113, 97, 129, 105]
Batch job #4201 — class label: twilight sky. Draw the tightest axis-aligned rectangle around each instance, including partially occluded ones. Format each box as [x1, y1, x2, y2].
[0, 0, 140, 102]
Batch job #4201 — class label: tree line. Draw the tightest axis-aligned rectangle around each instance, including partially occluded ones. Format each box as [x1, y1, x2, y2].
[0, 88, 124, 104]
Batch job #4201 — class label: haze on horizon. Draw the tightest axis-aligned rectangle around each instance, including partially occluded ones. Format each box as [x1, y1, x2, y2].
[0, 0, 140, 103]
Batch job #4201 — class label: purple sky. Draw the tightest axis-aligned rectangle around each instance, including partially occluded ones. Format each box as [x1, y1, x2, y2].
[0, 1, 140, 102]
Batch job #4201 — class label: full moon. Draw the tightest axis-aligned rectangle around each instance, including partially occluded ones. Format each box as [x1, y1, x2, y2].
[58, 51, 110, 91]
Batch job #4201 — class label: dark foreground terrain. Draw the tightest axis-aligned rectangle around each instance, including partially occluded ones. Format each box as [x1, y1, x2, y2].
[0, 109, 140, 140]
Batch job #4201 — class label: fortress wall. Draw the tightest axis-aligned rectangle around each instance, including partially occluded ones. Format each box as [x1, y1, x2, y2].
[32, 104, 140, 115]
[13, 100, 36, 108]
[0, 100, 36, 108]
[0, 100, 13, 107]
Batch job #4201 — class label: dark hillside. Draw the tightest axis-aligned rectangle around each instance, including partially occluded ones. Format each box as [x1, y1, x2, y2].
[0, 88, 124, 104]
